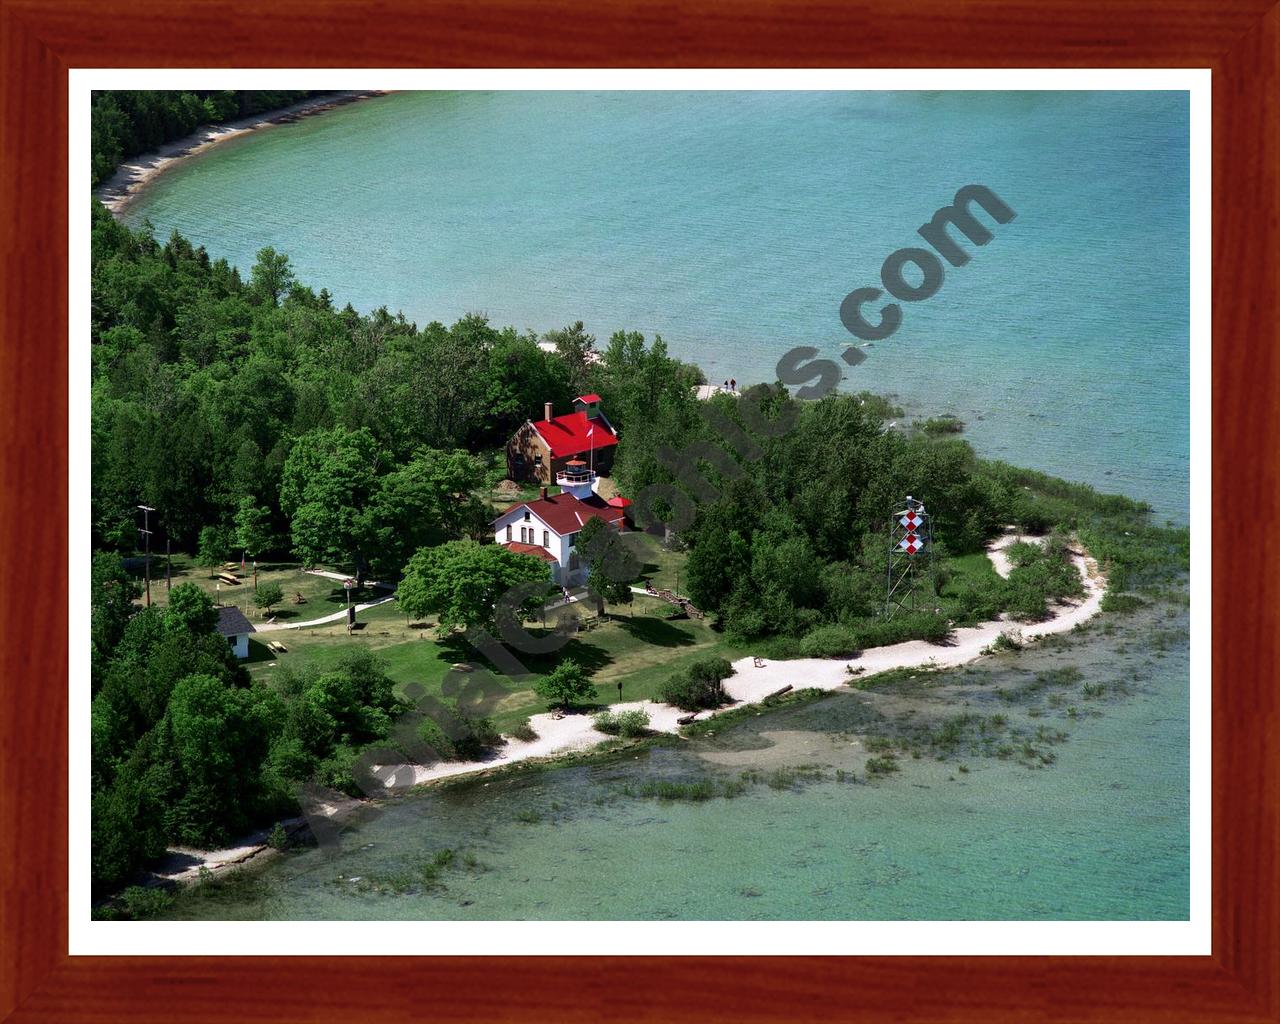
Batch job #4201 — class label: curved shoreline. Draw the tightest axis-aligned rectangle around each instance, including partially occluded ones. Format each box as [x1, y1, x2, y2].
[152, 530, 1105, 886]
[94, 91, 389, 216]
[395, 529, 1105, 788]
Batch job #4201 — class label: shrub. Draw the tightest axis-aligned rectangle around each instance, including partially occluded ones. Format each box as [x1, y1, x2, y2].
[951, 576, 1008, 623]
[659, 657, 735, 711]
[416, 716, 456, 761]
[850, 612, 952, 650]
[1101, 592, 1146, 614]
[798, 624, 861, 658]
[594, 708, 650, 737]
[120, 885, 175, 920]
[1005, 540, 1043, 567]
[416, 710, 501, 761]
[508, 719, 538, 742]
[267, 822, 289, 850]
[918, 414, 965, 435]
[983, 631, 1023, 654]
[452, 715, 502, 761]
[865, 756, 900, 777]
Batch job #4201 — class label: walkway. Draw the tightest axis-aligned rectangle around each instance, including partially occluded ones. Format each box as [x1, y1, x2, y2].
[257, 593, 397, 631]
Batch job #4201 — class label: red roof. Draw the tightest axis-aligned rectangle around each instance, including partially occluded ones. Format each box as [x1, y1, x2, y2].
[606, 496, 633, 508]
[531, 411, 617, 459]
[500, 542, 558, 563]
[575, 393, 602, 405]
[495, 491, 628, 536]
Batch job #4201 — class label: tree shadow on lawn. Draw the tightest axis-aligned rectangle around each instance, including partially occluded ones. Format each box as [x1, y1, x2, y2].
[613, 615, 698, 648]
[318, 585, 381, 607]
[432, 632, 615, 678]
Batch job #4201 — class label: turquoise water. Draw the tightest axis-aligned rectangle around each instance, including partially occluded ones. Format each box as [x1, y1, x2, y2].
[167, 606, 1188, 920]
[123, 91, 1192, 921]
[122, 90, 1190, 524]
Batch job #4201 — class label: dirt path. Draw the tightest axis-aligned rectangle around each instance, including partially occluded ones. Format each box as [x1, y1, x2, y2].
[257, 593, 397, 632]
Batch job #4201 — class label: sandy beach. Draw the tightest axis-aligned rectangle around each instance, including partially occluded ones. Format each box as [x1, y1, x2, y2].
[158, 529, 1105, 884]
[94, 91, 388, 215]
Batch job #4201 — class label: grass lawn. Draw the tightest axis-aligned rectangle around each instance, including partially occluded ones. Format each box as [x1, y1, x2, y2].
[622, 531, 691, 597]
[248, 585, 743, 733]
[126, 553, 383, 627]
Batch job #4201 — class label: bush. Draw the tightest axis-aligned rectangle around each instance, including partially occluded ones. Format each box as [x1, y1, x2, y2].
[594, 708, 650, 737]
[452, 715, 502, 761]
[416, 716, 456, 761]
[918, 414, 965, 435]
[416, 709, 502, 761]
[865, 756, 900, 777]
[983, 630, 1023, 654]
[849, 612, 953, 650]
[798, 624, 861, 658]
[120, 885, 175, 920]
[1101, 592, 1146, 614]
[508, 719, 538, 742]
[267, 821, 289, 850]
[659, 657, 736, 711]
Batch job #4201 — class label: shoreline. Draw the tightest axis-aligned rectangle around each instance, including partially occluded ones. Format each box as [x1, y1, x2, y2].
[94, 91, 389, 216]
[151, 529, 1106, 888]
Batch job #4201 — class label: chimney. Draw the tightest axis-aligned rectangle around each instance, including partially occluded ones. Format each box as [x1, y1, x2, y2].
[544, 401, 554, 422]
[540, 486, 548, 500]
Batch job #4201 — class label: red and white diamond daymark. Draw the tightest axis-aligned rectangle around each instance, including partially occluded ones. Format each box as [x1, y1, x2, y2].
[898, 533, 922, 554]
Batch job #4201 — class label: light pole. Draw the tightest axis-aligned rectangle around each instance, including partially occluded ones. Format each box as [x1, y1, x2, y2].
[137, 505, 155, 607]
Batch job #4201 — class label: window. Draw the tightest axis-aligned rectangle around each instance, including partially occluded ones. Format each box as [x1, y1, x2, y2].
[534, 453, 543, 464]
[506, 525, 512, 541]
[520, 527, 527, 543]
[543, 530, 550, 547]
[524, 510, 531, 521]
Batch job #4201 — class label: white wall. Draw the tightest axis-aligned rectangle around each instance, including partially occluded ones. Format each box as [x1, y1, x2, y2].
[493, 506, 576, 583]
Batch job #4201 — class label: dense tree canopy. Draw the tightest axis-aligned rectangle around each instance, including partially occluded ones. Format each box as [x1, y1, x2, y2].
[90, 210, 581, 565]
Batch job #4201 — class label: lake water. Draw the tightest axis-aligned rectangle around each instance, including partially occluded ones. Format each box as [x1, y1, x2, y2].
[122, 90, 1192, 921]
[122, 89, 1190, 524]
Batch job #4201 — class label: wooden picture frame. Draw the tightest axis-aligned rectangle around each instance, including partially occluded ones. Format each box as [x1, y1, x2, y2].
[1, 1, 1274, 1020]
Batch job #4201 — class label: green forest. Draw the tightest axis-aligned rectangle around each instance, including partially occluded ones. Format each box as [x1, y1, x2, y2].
[91, 90, 318, 186]
[90, 202, 1188, 899]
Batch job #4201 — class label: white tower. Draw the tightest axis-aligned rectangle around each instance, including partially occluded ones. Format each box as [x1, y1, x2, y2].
[556, 459, 596, 499]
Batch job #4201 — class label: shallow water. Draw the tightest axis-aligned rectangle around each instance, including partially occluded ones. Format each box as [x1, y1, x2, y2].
[121, 90, 1190, 523]
[167, 604, 1188, 921]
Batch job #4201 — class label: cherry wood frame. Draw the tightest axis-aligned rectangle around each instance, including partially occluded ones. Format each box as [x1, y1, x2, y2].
[2, 0, 1276, 1020]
